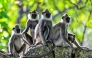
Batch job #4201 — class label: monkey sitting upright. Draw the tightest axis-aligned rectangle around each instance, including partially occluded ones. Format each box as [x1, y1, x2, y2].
[34, 9, 52, 45]
[49, 14, 74, 50]
[22, 10, 39, 44]
[8, 24, 26, 55]
[49, 14, 85, 50]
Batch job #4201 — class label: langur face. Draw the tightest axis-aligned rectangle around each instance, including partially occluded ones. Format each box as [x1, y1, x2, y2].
[62, 14, 70, 23]
[28, 10, 38, 20]
[42, 9, 52, 20]
[12, 25, 21, 35]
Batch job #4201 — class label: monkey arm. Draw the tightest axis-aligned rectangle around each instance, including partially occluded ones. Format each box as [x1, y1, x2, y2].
[23, 33, 33, 46]
[48, 20, 52, 30]
[22, 20, 30, 34]
[8, 43, 13, 54]
[39, 20, 46, 45]
[62, 33, 74, 49]
[61, 24, 74, 49]
[46, 21, 52, 40]
[8, 35, 15, 54]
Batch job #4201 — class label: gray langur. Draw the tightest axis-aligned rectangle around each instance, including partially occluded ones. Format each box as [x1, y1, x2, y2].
[22, 10, 39, 45]
[49, 14, 74, 50]
[8, 24, 26, 55]
[34, 9, 52, 45]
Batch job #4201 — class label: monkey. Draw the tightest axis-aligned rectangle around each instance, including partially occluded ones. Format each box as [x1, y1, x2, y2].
[49, 14, 75, 51]
[68, 33, 75, 43]
[8, 24, 26, 55]
[33, 9, 55, 58]
[34, 9, 52, 45]
[22, 10, 39, 45]
[68, 33, 87, 49]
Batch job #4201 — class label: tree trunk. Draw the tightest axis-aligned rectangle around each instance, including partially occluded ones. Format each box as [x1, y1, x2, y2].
[0, 43, 91, 58]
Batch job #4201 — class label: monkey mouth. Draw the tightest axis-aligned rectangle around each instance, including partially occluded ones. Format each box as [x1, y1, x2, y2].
[32, 14, 37, 19]
[46, 13, 51, 18]
[16, 29, 20, 33]
[66, 17, 70, 23]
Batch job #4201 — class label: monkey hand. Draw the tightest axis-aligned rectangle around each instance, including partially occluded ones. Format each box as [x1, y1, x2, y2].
[46, 39, 52, 44]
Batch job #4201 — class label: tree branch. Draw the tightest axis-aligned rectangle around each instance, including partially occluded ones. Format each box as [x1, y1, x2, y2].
[81, 11, 91, 45]
[68, 0, 88, 10]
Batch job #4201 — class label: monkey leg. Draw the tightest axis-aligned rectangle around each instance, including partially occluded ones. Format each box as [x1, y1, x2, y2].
[17, 43, 26, 54]
[34, 37, 42, 45]
[25, 33, 33, 45]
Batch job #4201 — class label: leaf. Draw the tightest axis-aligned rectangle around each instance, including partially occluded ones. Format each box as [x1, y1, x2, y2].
[0, 22, 8, 28]
[1, 11, 9, 19]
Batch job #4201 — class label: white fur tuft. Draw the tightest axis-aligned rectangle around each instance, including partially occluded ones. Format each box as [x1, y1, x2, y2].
[28, 13, 32, 20]
[28, 13, 39, 20]
[41, 14, 52, 20]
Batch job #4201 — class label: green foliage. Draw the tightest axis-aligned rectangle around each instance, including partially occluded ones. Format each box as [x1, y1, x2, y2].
[0, 0, 92, 52]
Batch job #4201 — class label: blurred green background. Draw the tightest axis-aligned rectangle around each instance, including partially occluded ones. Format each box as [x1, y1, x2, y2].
[0, 0, 92, 52]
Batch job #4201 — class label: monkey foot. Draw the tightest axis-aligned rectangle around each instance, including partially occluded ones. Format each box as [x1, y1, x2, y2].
[8, 53, 19, 57]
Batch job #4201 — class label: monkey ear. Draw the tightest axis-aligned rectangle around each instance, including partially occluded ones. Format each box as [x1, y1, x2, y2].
[64, 13, 68, 17]
[42, 12, 45, 14]
[62, 16, 64, 19]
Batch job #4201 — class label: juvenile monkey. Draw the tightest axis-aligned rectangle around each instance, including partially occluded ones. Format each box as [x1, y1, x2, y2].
[49, 14, 74, 50]
[68, 33, 75, 43]
[22, 10, 39, 44]
[8, 24, 26, 55]
[34, 9, 52, 45]
[68, 33, 84, 49]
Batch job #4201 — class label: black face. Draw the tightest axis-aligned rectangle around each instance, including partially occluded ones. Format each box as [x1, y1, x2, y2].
[66, 17, 70, 23]
[32, 14, 37, 19]
[16, 29, 20, 33]
[46, 13, 51, 18]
